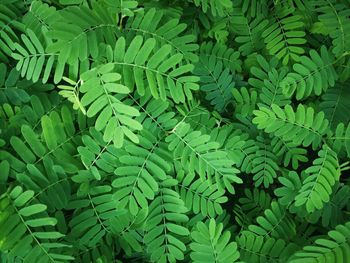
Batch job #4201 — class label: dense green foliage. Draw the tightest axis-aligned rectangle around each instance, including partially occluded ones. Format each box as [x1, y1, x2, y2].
[1, 0, 350, 262]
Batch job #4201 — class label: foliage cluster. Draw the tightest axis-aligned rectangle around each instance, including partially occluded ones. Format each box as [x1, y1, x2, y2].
[1, 0, 350, 262]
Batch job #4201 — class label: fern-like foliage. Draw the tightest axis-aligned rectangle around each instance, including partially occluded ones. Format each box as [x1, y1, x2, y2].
[67, 185, 119, 247]
[2, 1, 350, 262]
[143, 178, 190, 263]
[199, 42, 242, 73]
[311, 0, 350, 57]
[271, 137, 308, 169]
[125, 8, 199, 62]
[231, 13, 268, 56]
[294, 144, 340, 213]
[113, 128, 171, 215]
[253, 104, 329, 149]
[0, 186, 73, 262]
[190, 218, 240, 263]
[109, 208, 146, 256]
[177, 170, 228, 217]
[237, 231, 299, 263]
[192, 0, 233, 17]
[332, 122, 350, 158]
[17, 161, 71, 210]
[232, 87, 257, 117]
[232, 0, 268, 18]
[274, 171, 303, 206]
[260, 68, 291, 107]
[107, 35, 199, 103]
[262, 5, 306, 65]
[2, 105, 80, 173]
[45, 4, 118, 63]
[76, 63, 141, 147]
[316, 183, 350, 228]
[0, 63, 31, 106]
[76, 127, 118, 177]
[250, 136, 280, 188]
[280, 46, 337, 100]
[194, 44, 241, 112]
[290, 221, 350, 263]
[12, 29, 58, 83]
[247, 201, 296, 240]
[22, 1, 60, 35]
[239, 188, 272, 220]
[166, 122, 242, 193]
[319, 84, 350, 128]
[0, 3, 24, 62]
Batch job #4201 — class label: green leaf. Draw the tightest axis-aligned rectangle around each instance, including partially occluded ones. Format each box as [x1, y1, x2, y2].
[26, 218, 58, 227]
[19, 204, 47, 217]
